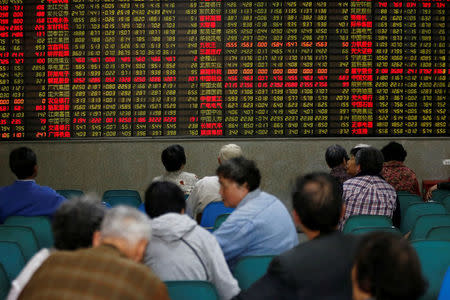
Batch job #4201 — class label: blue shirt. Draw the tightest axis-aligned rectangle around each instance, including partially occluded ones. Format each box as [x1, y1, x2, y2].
[0, 180, 66, 223]
[213, 189, 299, 268]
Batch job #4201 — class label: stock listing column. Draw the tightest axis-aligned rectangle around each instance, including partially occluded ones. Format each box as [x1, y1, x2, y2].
[0, 1, 9, 139]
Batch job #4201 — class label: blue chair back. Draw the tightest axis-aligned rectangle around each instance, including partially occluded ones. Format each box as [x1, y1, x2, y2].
[165, 281, 219, 300]
[351, 226, 402, 235]
[138, 202, 146, 213]
[102, 196, 142, 209]
[342, 215, 392, 234]
[56, 189, 83, 199]
[0, 241, 26, 281]
[426, 226, 450, 241]
[410, 214, 450, 241]
[200, 202, 234, 231]
[233, 256, 275, 290]
[0, 225, 40, 261]
[213, 213, 231, 231]
[412, 240, 450, 300]
[0, 263, 10, 300]
[4, 216, 54, 249]
[103, 190, 142, 202]
[400, 202, 447, 234]
[397, 194, 422, 221]
[438, 267, 450, 300]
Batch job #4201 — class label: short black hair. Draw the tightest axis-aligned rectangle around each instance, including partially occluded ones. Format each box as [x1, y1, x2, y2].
[52, 196, 106, 250]
[355, 147, 384, 175]
[325, 144, 349, 168]
[381, 142, 407, 162]
[9, 147, 37, 179]
[161, 144, 186, 172]
[145, 181, 185, 218]
[354, 232, 427, 300]
[292, 172, 342, 233]
[216, 157, 261, 191]
[350, 145, 368, 157]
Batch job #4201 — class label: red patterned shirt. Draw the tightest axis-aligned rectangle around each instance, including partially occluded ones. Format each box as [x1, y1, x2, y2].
[381, 161, 420, 195]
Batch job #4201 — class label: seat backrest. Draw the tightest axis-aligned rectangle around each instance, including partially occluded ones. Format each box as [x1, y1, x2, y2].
[426, 226, 450, 241]
[400, 203, 447, 234]
[165, 281, 219, 300]
[351, 226, 401, 235]
[410, 214, 450, 241]
[0, 225, 40, 261]
[4, 216, 54, 249]
[397, 194, 422, 221]
[412, 240, 450, 300]
[233, 255, 275, 290]
[0, 263, 10, 300]
[213, 213, 231, 231]
[102, 195, 142, 209]
[431, 190, 450, 203]
[56, 189, 83, 199]
[103, 190, 141, 202]
[438, 267, 450, 300]
[342, 215, 392, 234]
[442, 196, 450, 213]
[0, 241, 26, 281]
[200, 202, 234, 231]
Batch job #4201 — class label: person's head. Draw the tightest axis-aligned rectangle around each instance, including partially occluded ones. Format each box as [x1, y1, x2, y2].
[161, 144, 186, 172]
[218, 144, 243, 164]
[52, 195, 106, 250]
[292, 172, 343, 237]
[93, 206, 152, 262]
[325, 144, 349, 169]
[347, 144, 371, 177]
[381, 142, 407, 162]
[9, 147, 37, 179]
[355, 147, 384, 176]
[216, 157, 261, 208]
[352, 232, 427, 300]
[145, 181, 185, 218]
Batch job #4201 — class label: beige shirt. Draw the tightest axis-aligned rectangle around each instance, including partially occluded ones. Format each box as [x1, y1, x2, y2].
[153, 170, 198, 195]
[186, 176, 222, 218]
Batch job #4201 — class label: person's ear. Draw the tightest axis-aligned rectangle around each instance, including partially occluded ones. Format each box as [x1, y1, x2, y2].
[33, 165, 38, 177]
[92, 231, 101, 247]
[134, 239, 148, 262]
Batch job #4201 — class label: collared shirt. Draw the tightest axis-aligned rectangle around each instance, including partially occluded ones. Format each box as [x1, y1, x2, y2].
[214, 189, 299, 269]
[340, 175, 397, 230]
[153, 170, 198, 195]
[330, 165, 351, 184]
[381, 161, 420, 195]
[186, 175, 221, 218]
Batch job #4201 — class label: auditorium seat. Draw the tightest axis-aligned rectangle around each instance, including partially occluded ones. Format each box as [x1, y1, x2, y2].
[0, 241, 26, 282]
[200, 202, 234, 231]
[165, 281, 219, 300]
[431, 189, 450, 203]
[102, 195, 142, 209]
[397, 193, 422, 221]
[56, 189, 83, 199]
[400, 202, 447, 234]
[232, 255, 275, 290]
[412, 240, 450, 300]
[4, 216, 54, 249]
[409, 214, 450, 241]
[0, 264, 10, 300]
[213, 213, 231, 231]
[350, 226, 401, 235]
[103, 189, 142, 202]
[442, 196, 450, 213]
[438, 267, 450, 300]
[0, 226, 40, 261]
[342, 215, 392, 234]
[426, 226, 450, 241]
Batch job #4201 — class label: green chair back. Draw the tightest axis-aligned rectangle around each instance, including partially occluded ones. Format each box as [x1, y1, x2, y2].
[0, 225, 40, 261]
[103, 190, 141, 202]
[410, 214, 450, 241]
[165, 281, 219, 300]
[102, 196, 142, 209]
[0, 241, 26, 281]
[4, 216, 54, 249]
[233, 255, 275, 290]
[400, 202, 447, 234]
[412, 240, 450, 300]
[397, 194, 422, 221]
[342, 215, 392, 234]
[56, 189, 83, 199]
[442, 196, 450, 213]
[351, 226, 402, 235]
[431, 190, 450, 203]
[0, 264, 10, 300]
[213, 213, 231, 231]
[426, 226, 450, 241]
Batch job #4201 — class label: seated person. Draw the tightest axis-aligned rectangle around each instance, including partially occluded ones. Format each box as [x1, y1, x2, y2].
[153, 144, 198, 195]
[19, 206, 169, 300]
[426, 181, 450, 201]
[0, 147, 65, 223]
[143, 181, 240, 300]
[233, 173, 360, 300]
[352, 232, 426, 300]
[381, 141, 420, 195]
[346, 144, 371, 178]
[325, 144, 351, 184]
[213, 157, 298, 269]
[340, 147, 397, 230]
[187, 143, 243, 221]
[7, 195, 106, 300]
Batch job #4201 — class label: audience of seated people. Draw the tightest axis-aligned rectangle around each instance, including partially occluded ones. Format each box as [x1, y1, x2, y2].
[7, 195, 106, 300]
[213, 157, 299, 269]
[187, 143, 243, 222]
[340, 147, 397, 230]
[381, 141, 420, 195]
[233, 172, 361, 300]
[0, 147, 66, 223]
[352, 232, 427, 300]
[143, 181, 240, 300]
[153, 144, 198, 195]
[18, 206, 169, 300]
[325, 144, 351, 184]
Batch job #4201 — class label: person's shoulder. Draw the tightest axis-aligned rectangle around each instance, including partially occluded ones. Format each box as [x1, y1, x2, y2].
[152, 175, 163, 182]
[181, 171, 198, 181]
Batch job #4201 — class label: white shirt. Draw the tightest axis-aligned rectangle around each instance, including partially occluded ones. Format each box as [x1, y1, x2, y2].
[153, 170, 198, 195]
[186, 176, 222, 219]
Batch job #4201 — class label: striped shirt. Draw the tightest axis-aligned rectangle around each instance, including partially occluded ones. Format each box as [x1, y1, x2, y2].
[340, 175, 397, 230]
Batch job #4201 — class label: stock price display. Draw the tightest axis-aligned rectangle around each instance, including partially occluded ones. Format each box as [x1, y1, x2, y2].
[0, 0, 449, 139]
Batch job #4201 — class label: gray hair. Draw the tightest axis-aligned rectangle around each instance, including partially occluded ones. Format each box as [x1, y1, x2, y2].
[100, 206, 152, 246]
[218, 144, 243, 162]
